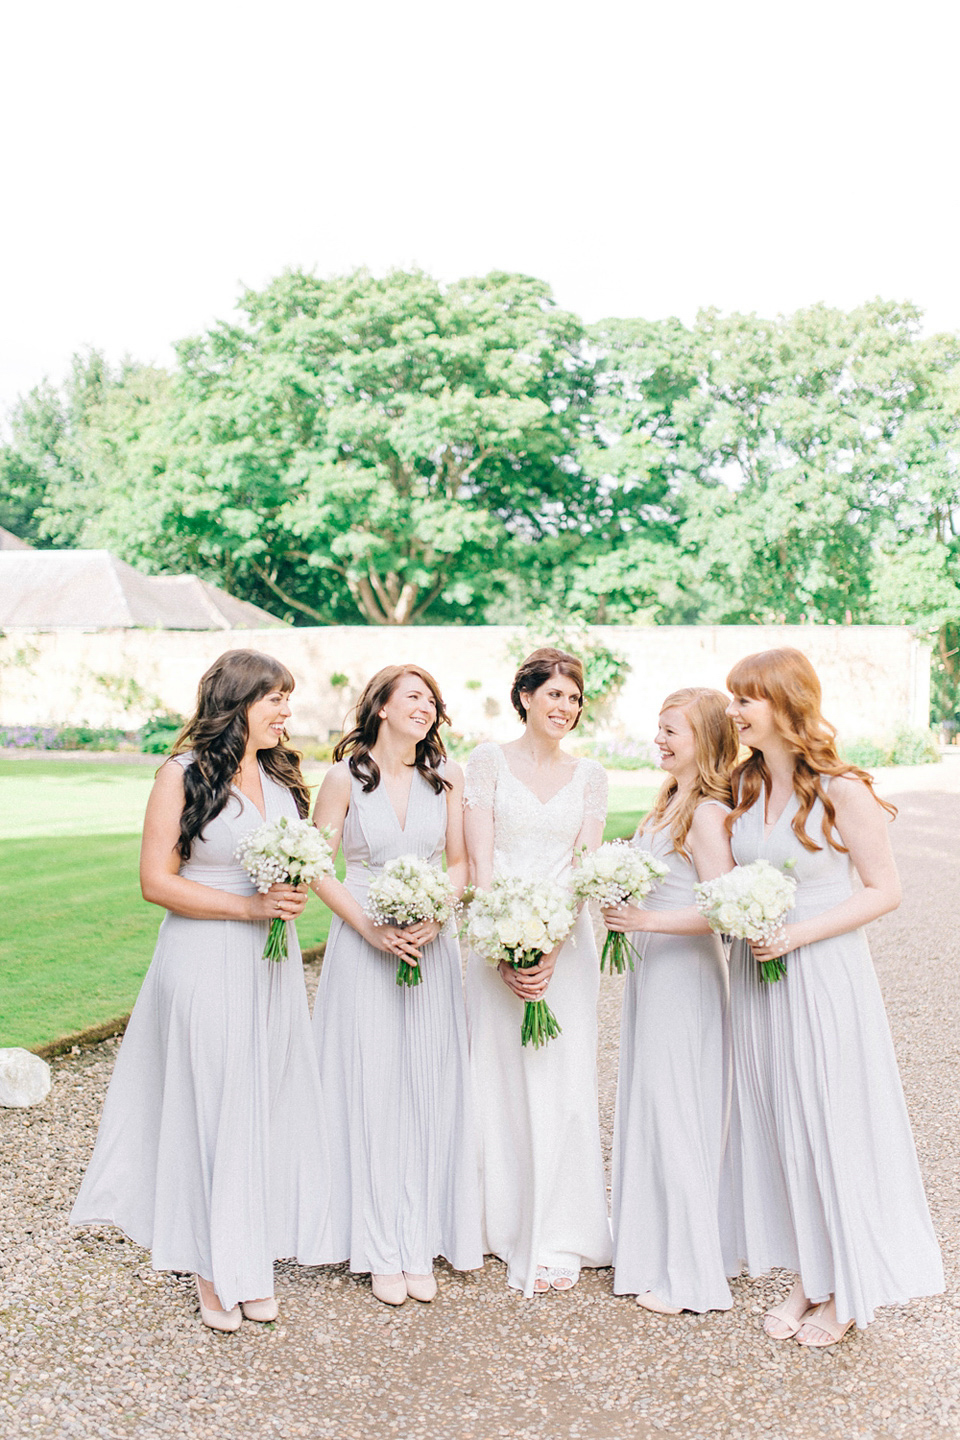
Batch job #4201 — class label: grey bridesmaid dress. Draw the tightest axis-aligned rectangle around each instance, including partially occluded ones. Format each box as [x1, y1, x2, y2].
[612, 807, 732, 1312]
[722, 783, 944, 1328]
[71, 754, 334, 1310]
[311, 765, 483, 1277]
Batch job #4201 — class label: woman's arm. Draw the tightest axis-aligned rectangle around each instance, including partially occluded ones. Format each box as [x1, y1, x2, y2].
[443, 761, 468, 899]
[603, 803, 733, 937]
[139, 761, 306, 922]
[312, 763, 421, 960]
[464, 801, 495, 891]
[751, 775, 901, 961]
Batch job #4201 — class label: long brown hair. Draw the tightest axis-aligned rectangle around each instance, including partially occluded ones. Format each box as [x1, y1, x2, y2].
[726, 647, 895, 852]
[334, 664, 451, 795]
[510, 647, 585, 728]
[170, 649, 310, 860]
[640, 688, 738, 860]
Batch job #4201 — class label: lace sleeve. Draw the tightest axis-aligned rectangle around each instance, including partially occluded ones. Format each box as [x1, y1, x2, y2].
[582, 761, 609, 823]
[463, 743, 500, 810]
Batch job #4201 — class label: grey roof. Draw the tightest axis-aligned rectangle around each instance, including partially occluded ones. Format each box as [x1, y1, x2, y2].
[0, 549, 286, 630]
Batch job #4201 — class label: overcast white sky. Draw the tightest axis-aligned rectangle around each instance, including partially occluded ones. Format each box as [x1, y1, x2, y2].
[1, 0, 958, 424]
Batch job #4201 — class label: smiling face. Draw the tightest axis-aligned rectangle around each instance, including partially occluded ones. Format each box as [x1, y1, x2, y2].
[378, 672, 438, 742]
[520, 671, 583, 738]
[725, 691, 777, 752]
[655, 705, 698, 781]
[246, 687, 292, 751]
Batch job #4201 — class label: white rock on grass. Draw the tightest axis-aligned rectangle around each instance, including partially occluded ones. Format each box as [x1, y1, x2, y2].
[0, 1048, 52, 1107]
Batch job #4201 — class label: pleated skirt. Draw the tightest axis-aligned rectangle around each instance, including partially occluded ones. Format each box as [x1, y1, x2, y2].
[722, 920, 944, 1327]
[612, 926, 732, 1311]
[71, 909, 334, 1310]
[312, 913, 483, 1276]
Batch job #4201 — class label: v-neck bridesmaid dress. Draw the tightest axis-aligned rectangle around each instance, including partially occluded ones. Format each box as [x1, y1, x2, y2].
[311, 766, 483, 1277]
[71, 753, 334, 1311]
[721, 782, 944, 1328]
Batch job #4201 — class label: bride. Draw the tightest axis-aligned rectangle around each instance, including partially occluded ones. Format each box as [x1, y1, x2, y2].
[463, 647, 612, 1296]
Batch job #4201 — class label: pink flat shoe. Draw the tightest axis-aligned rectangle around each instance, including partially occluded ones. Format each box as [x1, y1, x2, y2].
[796, 1302, 855, 1348]
[636, 1290, 682, 1315]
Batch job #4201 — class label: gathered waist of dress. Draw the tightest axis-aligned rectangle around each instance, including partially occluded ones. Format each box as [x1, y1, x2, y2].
[178, 864, 255, 896]
[787, 879, 853, 915]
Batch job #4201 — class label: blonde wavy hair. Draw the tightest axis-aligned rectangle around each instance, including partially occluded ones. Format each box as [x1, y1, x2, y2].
[639, 688, 738, 860]
[726, 647, 895, 852]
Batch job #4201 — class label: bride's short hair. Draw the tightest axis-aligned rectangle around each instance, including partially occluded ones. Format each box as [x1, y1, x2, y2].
[510, 647, 585, 729]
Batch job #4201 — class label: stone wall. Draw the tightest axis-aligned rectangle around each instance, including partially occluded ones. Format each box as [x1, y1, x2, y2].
[0, 624, 931, 747]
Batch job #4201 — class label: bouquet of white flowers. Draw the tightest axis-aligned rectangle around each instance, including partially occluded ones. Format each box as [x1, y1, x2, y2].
[571, 841, 669, 974]
[235, 816, 335, 961]
[694, 858, 797, 982]
[464, 876, 574, 1048]
[365, 854, 459, 987]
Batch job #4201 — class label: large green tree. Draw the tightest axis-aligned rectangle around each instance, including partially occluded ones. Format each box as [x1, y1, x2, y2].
[109, 268, 596, 624]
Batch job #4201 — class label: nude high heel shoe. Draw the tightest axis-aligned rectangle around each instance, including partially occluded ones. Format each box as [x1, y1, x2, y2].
[371, 1273, 407, 1306]
[195, 1276, 241, 1332]
[403, 1271, 437, 1302]
[241, 1296, 279, 1323]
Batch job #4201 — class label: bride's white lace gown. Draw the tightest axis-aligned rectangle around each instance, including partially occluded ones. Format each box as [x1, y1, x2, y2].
[463, 742, 613, 1297]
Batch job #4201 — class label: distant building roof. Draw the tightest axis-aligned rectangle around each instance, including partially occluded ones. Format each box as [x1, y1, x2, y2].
[0, 527, 33, 551]
[0, 549, 286, 630]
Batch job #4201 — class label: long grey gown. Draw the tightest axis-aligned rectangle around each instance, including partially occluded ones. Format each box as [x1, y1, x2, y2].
[612, 805, 732, 1311]
[71, 754, 334, 1311]
[311, 765, 483, 1277]
[722, 783, 944, 1328]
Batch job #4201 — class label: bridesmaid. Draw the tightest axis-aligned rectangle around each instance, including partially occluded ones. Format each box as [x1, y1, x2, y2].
[722, 647, 944, 1346]
[463, 648, 612, 1297]
[311, 665, 482, 1306]
[603, 687, 738, 1315]
[71, 650, 332, 1331]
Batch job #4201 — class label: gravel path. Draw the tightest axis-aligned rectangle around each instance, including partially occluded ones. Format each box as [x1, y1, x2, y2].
[2, 791, 958, 1440]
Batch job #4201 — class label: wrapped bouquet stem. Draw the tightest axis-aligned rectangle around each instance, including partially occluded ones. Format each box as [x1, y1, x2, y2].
[235, 816, 336, 961]
[694, 858, 797, 983]
[464, 876, 574, 1048]
[572, 841, 669, 974]
[364, 854, 459, 987]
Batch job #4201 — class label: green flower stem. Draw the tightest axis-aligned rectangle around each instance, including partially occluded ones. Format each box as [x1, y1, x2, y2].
[600, 930, 642, 975]
[263, 916, 289, 962]
[396, 955, 422, 987]
[509, 951, 562, 1048]
[759, 956, 788, 983]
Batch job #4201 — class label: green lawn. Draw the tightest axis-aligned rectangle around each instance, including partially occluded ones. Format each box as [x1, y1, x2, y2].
[0, 760, 654, 1050]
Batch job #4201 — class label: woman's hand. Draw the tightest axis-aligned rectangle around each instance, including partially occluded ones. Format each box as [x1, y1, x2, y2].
[497, 945, 560, 1000]
[403, 919, 442, 950]
[246, 882, 308, 923]
[363, 921, 424, 962]
[750, 924, 797, 964]
[602, 903, 653, 933]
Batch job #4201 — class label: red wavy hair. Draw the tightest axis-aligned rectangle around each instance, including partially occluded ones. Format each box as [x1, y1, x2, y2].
[726, 647, 895, 852]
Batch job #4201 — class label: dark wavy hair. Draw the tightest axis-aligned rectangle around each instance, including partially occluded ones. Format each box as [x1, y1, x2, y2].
[726, 647, 895, 852]
[170, 649, 310, 860]
[510, 647, 585, 729]
[333, 664, 451, 795]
